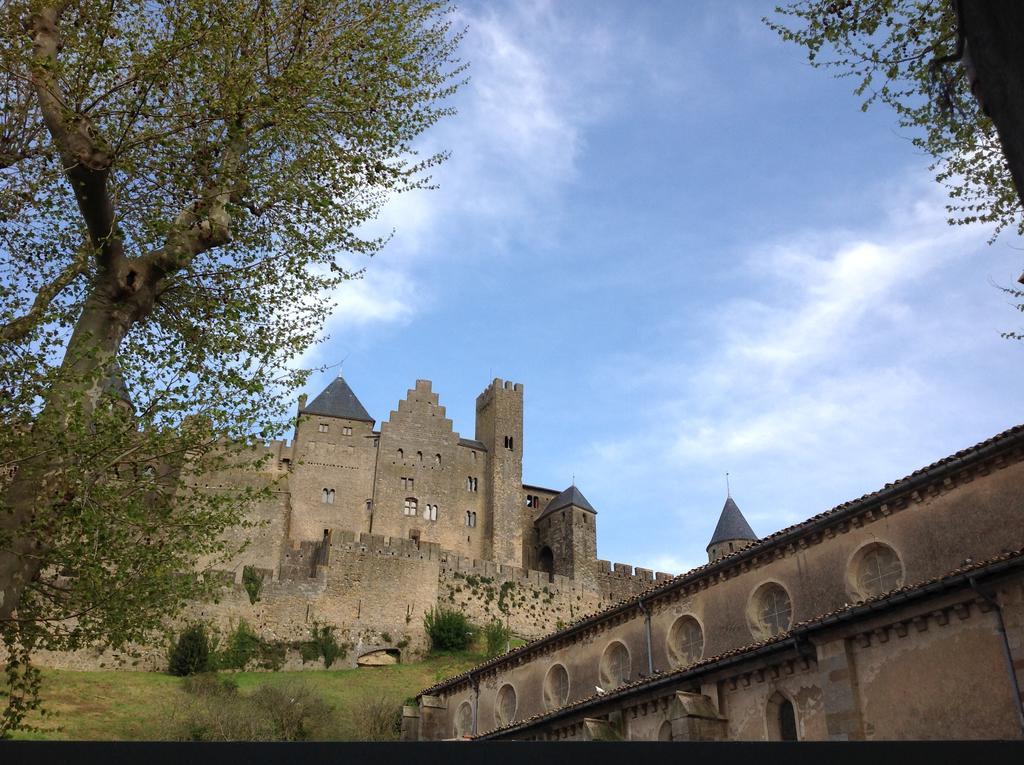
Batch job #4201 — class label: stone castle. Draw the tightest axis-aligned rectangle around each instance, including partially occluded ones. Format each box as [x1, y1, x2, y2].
[40, 374, 675, 671]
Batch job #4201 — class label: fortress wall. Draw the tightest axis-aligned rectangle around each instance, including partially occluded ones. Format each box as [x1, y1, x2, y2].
[595, 559, 676, 602]
[437, 554, 604, 639]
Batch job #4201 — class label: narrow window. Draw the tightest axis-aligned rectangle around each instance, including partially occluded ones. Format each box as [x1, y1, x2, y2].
[417, 451, 423, 462]
[526, 495, 534, 508]
[321, 488, 330, 504]
[327, 489, 335, 505]
[397, 448, 403, 460]
[435, 454, 441, 466]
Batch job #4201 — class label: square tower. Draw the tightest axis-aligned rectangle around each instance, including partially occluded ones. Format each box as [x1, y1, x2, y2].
[475, 379, 524, 568]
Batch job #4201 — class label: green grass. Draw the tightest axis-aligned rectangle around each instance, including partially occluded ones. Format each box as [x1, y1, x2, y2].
[7, 650, 484, 740]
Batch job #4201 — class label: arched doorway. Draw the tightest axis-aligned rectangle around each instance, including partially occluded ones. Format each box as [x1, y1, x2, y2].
[538, 546, 554, 582]
[766, 691, 799, 741]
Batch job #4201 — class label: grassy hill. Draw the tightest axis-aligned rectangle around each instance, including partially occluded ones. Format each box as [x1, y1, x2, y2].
[9, 650, 484, 741]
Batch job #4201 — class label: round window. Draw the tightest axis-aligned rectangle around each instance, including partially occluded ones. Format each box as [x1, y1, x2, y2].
[599, 641, 631, 688]
[495, 684, 517, 727]
[750, 583, 792, 638]
[667, 616, 704, 668]
[543, 663, 570, 711]
[851, 543, 904, 599]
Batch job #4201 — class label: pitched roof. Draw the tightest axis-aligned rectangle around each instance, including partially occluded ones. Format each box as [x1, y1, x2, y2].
[301, 376, 374, 422]
[416, 423, 1024, 701]
[707, 496, 757, 549]
[536, 485, 596, 520]
[471, 546, 1024, 739]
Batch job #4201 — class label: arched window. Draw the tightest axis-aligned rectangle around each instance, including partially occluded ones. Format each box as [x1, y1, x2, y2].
[423, 504, 437, 522]
[599, 641, 631, 688]
[850, 542, 904, 599]
[767, 692, 798, 741]
[321, 488, 330, 504]
[454, 700, 473, 738]
[328, 489, 335, 505]
[543, 664, 570, 711]
[435, 454, 441, 466]
[750, 583, 792, 638]
[495, 684, 517, 727]
[658, 720, 673, 741]
[667, 616, 704, 668]
[397, 448, 403, 460]
[403, 497, 418, 516]
[538, 546, 554, 582]
[417, 451, 423, 462]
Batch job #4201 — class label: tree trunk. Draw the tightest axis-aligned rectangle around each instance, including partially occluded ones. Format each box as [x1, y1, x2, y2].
[0, 280, 135, 623]
[959, 1, 1024, 212]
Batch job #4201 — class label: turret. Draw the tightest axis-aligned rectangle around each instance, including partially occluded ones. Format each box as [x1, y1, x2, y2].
[533, 485, 598, 589]
[475, 378, 524, 567]
[706, 495, 757, 562]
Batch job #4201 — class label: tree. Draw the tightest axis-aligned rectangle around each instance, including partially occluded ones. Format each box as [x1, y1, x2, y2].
[0, 0, 463, 733]
[765, 1, 1024, 242]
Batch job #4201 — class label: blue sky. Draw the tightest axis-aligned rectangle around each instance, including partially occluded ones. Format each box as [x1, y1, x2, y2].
[298, 0, 1024, 576]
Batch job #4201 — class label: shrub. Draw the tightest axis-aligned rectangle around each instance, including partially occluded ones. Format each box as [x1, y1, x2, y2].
[182, 673, 238, 698]
[168, 624, 211, 676]
[242, 566, 264, 605]
[482, 620, 511, 658]
[423, 607, 474, 652]
[251, 682, 335, 741]
[300, 622, 346, 668]
[349, 693, 403, 741]
[214, 620, 262, 671]
[162, 680, 335, 741]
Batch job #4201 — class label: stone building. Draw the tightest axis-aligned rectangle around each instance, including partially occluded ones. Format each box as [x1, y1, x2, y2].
[406, 424, 1024, 741]
[32, 375, 672, 671]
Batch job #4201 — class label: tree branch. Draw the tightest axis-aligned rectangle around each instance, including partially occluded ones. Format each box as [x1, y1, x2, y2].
[144, 123, 250, 280]
[28, 4, 123, 276]
[0, 247, 88, 343]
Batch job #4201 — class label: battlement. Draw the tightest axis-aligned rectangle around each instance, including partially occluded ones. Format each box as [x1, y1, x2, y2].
[595, 559, 674, 601]
[475, 378, 524, 410]
[438, 551, 581, 594]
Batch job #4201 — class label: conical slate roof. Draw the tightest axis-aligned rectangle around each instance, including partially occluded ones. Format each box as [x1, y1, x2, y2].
[536, 485, 597, 520]
[706, 496, 757, 550]
[301, 376, 374, 422]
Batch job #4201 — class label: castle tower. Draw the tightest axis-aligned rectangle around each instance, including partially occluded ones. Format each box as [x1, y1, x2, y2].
[289, 375, 378, 540]
[706, 495, 757, 562]
[475, 378, 524, 567]
[533, 485, 598, 590]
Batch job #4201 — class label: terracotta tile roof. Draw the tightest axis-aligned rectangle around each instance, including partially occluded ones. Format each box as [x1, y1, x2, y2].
[471, 546, 1024, 739]
[417, 423, 1024, 699]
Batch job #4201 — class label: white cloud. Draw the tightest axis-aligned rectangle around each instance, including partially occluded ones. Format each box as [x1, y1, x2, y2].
[581, 175, 1017, 567]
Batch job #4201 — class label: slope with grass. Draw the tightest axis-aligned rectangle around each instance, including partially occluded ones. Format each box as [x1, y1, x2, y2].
[10, 650, 485, 740]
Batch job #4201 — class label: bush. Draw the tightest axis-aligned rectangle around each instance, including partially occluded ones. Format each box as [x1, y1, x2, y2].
[162, 680, 335, 741]
[168, 624, 211, 676]
[349, 693, 402, 741]
[250, 682, 335, 741]
[215, 620, 261, 671]
[423, 607, 474, 652]
[482, 620, 511, 658]
[300, 622, 346, 668]
[182, 672, 238, 698]
[242, 566, 264, 605]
